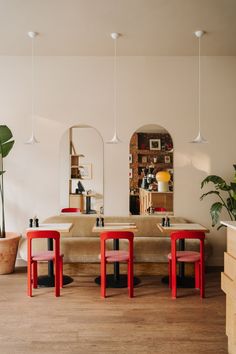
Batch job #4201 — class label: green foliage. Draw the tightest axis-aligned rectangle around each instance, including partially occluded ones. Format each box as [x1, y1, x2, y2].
[201, 166, 236, 229]
[0, 125, 15, 238]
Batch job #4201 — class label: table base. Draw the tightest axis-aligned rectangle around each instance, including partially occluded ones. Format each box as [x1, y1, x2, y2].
[37, 275, 73, 287]
[162, 275, 195, 288]
[95, 275, 140, 288]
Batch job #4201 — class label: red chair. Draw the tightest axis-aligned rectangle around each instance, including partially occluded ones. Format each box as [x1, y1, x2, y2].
[61, 208, 81, 213]
[154, 207, 167, 212]
[168, 231, 205, 299]
[27, 230, 63, 297]
[100, 231, 134, 298]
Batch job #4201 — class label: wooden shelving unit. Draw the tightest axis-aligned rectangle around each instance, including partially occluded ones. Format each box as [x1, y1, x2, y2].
[69, 128, 85, 210]
[129, 132, 173, 191]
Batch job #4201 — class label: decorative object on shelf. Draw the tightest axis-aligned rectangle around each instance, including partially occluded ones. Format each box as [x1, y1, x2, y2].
[190, 30, 208, 144]
[156, 171, 171, 192]
[153, 157, 157, 163]
[129, 154, 132, 163]
[149, 139, 161, 150]
[142, 156, 148, 163]
[147, 165, 155, 185]
[25, 31, 40, 144]
[200, 165, 236, 229]
[129, 168, 133, 179]
[79, 163, 92, 179]
[164, 155, 171, 164]
[141, 175, 148, 189]
[107, 32, 122, 144]
[76, 181, 85, 194]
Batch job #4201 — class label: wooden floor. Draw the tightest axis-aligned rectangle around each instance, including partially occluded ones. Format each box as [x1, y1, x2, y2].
[0, 269, 227, 354]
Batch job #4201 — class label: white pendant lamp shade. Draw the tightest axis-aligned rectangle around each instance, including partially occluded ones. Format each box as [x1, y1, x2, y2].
[25, 31, 39, 144]
[107, 32, 121, 144]
[107, 131, 122, 144]
[190, 30, 208, 144]
[190, 131, 208, 144]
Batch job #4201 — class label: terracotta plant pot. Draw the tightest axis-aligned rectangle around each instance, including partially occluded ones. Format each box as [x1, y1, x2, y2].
[0, 232, 21, 275]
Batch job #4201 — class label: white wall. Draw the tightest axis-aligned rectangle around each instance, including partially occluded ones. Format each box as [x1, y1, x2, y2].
[1, 55, 236, 265]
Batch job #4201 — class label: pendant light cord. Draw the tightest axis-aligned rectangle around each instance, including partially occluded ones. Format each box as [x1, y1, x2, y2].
[198, 36, 201, 133]
[31, 36, 35, 133]
[113, 38, 117, 133]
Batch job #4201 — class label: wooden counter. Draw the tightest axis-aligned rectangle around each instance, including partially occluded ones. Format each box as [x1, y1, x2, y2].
[139, 188, 173, 215]
[221, 221, 236, 353]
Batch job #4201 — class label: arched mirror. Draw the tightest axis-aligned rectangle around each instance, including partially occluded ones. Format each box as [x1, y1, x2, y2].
[129, 124, 173, 215]
[60, 125, 104, 214]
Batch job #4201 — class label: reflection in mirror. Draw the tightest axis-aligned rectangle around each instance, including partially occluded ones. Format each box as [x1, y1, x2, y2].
[61, 125, 103, 214]
[129, 124, 173, 215]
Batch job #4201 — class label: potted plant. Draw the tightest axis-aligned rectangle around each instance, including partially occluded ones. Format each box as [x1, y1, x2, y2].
[200, 165, 236, 229]
[0, 125, 21, 274]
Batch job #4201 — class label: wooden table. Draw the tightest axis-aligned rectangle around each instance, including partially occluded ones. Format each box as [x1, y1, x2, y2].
[157, 223, 209, 287]
[92, 223, 140, 288]
[27, 223, 73, 287]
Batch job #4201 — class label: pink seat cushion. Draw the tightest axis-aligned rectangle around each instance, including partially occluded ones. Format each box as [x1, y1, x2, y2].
[168, 251, 200, 262]
[99, 250, 130, 262]
[32, 251, 64, 261]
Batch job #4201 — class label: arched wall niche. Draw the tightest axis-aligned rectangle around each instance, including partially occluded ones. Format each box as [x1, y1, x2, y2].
[59, 124, 104, 213]
[129, 124, 174, 215]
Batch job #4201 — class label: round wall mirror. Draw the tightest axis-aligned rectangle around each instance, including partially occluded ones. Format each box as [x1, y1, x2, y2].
[129, 124, 174, 215]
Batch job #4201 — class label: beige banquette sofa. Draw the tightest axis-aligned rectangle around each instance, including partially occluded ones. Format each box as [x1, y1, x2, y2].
[19, 215, 212, 270]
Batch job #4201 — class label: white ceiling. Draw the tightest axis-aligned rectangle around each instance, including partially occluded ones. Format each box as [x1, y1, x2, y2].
[0, 0, 236, 56]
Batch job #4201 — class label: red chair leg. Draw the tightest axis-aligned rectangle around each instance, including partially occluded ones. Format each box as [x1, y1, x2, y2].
[33, 261, 38, 289]
[200, 260, 205, 298]
[171, 259, 177, 299]
[128, 260, 134, 298]
[54, 259, 60, 297]
[128, 261, 130, 289]
[168, 259, 172, 289]
[195, 261, 200, 289]
[60, 256, 63, 288]
[27, 260, 32, 297]
[101, 258, 106, 298]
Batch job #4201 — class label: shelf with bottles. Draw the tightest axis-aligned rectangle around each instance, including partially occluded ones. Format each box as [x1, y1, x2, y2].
[138, 163, 172, 168]
[137, 149, 173, 155]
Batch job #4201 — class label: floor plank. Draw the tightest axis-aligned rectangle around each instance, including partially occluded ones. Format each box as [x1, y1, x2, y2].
[0, 269, 227, 354]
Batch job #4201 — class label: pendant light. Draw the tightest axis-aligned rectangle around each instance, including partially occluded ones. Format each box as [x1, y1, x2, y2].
[25, 31, 39, 144]
[107, 32, 121, 144]
[190, 30, 208, 144]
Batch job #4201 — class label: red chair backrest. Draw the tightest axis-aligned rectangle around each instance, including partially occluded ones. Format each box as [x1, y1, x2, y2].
[61, 208, 81, 213]
[100, 231, 134, 261]
[27, 230, 60, 260]
[154, 207, 167, 212]
[170, 230, 205, 261]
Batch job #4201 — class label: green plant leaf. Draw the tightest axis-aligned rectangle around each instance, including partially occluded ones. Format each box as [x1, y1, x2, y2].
[201, 175, 231, 191]
[1, 141, 14, 158]
[231, 182, 236, 196]
[200, 190, 220, 201]
[210, 202, 223, 227]
[226, 197, 234, 211]
[0, 125, 13, 144]
[0, 171, 5, 175]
